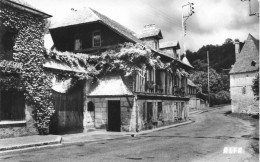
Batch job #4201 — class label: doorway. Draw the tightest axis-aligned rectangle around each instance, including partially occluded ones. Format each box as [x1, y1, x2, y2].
[107, 100, 121, 132]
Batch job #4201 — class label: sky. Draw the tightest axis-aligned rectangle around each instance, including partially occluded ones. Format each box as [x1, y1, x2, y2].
[26, 0, 259, 52]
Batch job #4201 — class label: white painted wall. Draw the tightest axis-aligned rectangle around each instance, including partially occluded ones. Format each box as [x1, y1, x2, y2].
[230, 72, 257, 113]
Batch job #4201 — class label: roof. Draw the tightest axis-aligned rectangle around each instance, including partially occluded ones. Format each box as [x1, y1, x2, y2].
[182, 56, 194, 68]
[2, 0, 52, 18]
[43, 59, 88, 74]
[50, 7, 141, 43]
[230, 34, 259, 74]
[160, 41, 180, 49]
[188, 79, 196, 87]
[88, 75, 133, 96]
[135, 24, 163, 39]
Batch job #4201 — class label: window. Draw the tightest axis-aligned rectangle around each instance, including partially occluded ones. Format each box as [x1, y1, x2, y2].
[0, 29, 16, 60]
[74, 38, 82, 50]
[143, 102, 146, 121]
[251, 61, 256, 66]
[147, 102, 153, 122]
[87, 101, 95, 112]
[0, 90, 25, 121]
[157, 102, 162, 119]
[92, 31, 101, 47]
[242, 86, 246, 94]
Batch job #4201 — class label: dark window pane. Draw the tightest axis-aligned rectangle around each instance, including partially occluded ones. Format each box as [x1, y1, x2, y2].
[0, 90, 25, 121]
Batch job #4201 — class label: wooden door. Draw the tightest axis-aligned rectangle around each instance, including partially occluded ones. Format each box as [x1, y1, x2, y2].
[107, 100, 121, 132]
[50, 83, 83, 134]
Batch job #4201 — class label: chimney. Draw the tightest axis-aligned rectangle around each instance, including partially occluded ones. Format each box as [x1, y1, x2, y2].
[234, 38, 240, 61]
[144, 24, 156, 30]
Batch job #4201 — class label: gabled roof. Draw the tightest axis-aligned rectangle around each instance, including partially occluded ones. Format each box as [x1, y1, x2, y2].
[182, 56, 194, 68]
[160, 41, 180, 49]
[135, 24, 163, 39]
[230, 34, 259, 74]
[88, 75, 133, 96]
[50, 8, 141, 43]
[2, 0, 51, 18]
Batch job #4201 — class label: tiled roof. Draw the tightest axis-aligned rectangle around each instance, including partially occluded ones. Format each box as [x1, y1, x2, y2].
[3, 0, 51, 18]
[160, 41, 180, 49]
[50, 8, 141, 43]
[135, 24, 163, 39]
[188, 79, 196, 87]
[88, 75, 133, 96]
[230, 34, 259, 74]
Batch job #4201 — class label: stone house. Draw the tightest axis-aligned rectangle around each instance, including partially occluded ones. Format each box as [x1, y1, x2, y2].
[0, 0, 51, 138]
[45, 8, 192, 133]
[230, 34, 259, 113]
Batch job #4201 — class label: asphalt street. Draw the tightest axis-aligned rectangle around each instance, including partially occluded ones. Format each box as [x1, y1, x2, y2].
[0, 105, 256, 162]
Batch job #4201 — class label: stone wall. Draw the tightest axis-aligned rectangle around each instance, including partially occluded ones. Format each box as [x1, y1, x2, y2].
[136, 100, 189, 131]
[142, 38, 159, 50]
[83, 97, 134, 132]
[0, 104, 37, 139]
[230, 72, 258, 113]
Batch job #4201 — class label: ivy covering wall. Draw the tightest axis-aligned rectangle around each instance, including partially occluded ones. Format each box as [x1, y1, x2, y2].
[46, 43, 189, 80]
[0, 4, 54, 134]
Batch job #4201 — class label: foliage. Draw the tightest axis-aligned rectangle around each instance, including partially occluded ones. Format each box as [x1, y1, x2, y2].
[209, 90, 231, 106]
[1, 4, 54, 134]
[252, 73, 259, 100]
[186, 39, 240, 72]
[0, 60, 23, 74]
[189, 68, 222, 93]
[186, 38, 239, 106]
[47, 43, 188, 80]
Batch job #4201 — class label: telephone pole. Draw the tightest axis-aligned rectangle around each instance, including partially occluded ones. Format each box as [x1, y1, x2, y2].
[241, 0, 259, 17]
[207, 51, 210, 107]
[181, 2, 195, 59]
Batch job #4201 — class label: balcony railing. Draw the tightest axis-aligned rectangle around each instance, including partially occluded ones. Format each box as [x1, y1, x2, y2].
[142, 81, 188, 97]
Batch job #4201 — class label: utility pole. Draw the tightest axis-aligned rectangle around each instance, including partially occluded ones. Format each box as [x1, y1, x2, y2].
[207, 51, 210, 107]
[241, 0, 259, 17]
[181, 2, 195, 59]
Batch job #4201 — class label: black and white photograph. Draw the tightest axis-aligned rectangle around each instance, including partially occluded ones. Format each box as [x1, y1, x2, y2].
[0, 0, 259, 161]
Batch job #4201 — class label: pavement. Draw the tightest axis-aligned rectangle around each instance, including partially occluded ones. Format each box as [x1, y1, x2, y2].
[0, 106, 222, 153]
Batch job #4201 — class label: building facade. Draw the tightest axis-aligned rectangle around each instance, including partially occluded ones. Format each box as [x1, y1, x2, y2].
[230, 34, 259, 114]
[0, 0, 51, 138]
[46, 8, 192, 133]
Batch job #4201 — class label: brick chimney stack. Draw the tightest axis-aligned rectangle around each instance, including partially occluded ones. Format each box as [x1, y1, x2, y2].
[234, 38, 240, 61]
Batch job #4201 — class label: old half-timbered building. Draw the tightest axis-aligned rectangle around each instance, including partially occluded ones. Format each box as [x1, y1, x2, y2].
[0, 0, 51, 138]
[45, 8, 193, 133]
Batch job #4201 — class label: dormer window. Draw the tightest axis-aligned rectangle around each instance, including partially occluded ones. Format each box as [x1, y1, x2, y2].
[0, 28, 16, 60]
[74, 38, 82, 50]
[92, 31, 101, 47]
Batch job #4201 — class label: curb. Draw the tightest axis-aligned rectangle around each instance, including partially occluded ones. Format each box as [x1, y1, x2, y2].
[0, 136, 62, 152]
[127, 120, 194, 137]
[62, 135, 129, 145]
[189, 110, 204, 115]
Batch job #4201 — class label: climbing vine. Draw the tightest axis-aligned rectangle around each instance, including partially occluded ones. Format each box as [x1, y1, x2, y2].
[47, 43, 189, 80]
[1, 4, 54, 134]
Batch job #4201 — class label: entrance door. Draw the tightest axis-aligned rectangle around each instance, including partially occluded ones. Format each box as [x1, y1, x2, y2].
[107, 100, 121, 132]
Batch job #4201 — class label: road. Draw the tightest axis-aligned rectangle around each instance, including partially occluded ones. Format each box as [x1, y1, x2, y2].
[0, 105, 256, 162]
